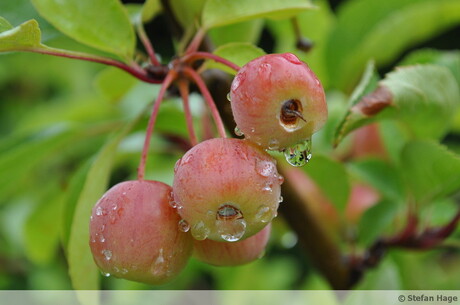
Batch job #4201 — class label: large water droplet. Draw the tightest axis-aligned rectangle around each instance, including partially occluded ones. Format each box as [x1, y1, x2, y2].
[277, 175, 285, 185]
[283, 138, 312, 167]
[282, 53, 302, 65]
[226, 92, 232, 102]
[234, 126, 244, 137]
[102, 249, 112, 261]
[191, 221, 210, 240]
[178, 219, 190, 232]
[268, 139, 280, 150]
[278, 196, 284, 203]
[216, 218, 246, 242]
[255, 205, 272, 223]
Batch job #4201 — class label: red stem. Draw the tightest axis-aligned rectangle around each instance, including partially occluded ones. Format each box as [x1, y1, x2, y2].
[184, 51, 240, 72]
[137, 70, 178, 180]
[182, 67, 227, 138]
[30, 47, 162, 84]
[178, 79, 198, 146]
[185, 28, 205, 54]
[136, 24, 161, 66]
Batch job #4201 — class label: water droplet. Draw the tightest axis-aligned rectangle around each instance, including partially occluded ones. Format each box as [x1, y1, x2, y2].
[112, 204, 117, 211]
[217, 204, 243, 220]
[262, 181, 273, 193]
[283, 138, 312, 167]
[96, 206, 103, 216]
[99, 234, 106, 243]
[216, 218, 247, 242]
[114, 266, 120, 273]
[191, 221, 210, 240]
[101, 271, 111, 277]
[152, 249, 166, 276]
[231, 75, 243, 91]
[268, 139, 280, 150]
[278, 196, 284, 203]
[226, 92, 232, 102]
[256, 160, 276, 177]
[90, 215, 93, 221]
[234, 126, 244, 137]
[102, 249, 112, 261]
[250, 127, 256, 133]
[255, 205, 272, 223]
[121, 268, 128, 275]
[282, 53, 302, 65]
[277, 175, 285, 185]
[174, 158, 182, 173]
[257, 249, 266, 259]
[178, 219, 190, 232]
[182, 153, 194, 165]
[258, 63, 272, 75]
[122, 192, 127, 196]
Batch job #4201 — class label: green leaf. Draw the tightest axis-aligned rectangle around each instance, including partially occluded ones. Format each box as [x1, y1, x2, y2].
[208, 19, 264, 47]
[326, 0, 460, 90]
[347, 158, 405, 201]
[0, 19, 41, 52]
[358, 199, 399, 246]
[334, 65, 460, 145]
[0, 17, 13, 32]
[205, 42, 265, 74]
[304, 154, 350, 213]
[170, 0, 206, 29]
[67, 116, 140, 290]
[31, 0, 135, 60]
[24, 191, 63, 264]
[141, 0, 161, 23]
[94, 67, 138, 103]
[202, 0, 314, 30]
[401, 140, 460, 204]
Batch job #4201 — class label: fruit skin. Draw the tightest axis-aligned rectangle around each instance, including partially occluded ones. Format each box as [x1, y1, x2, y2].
[89, 180, 193, 285]
[193, 224, 271, 266]
[172, 138, 282, 242]
[230, 53, 327, 150]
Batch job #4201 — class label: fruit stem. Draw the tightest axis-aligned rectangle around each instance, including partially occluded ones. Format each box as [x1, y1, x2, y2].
[183, 52, 240, 72]
[136, 23, 161, 66]
[185, 28, 206, 55]
[183, 67, 227, 138]
[29, 46, 162, 84]
[137, 70, 178, 180]
[178, 78, 198, 146]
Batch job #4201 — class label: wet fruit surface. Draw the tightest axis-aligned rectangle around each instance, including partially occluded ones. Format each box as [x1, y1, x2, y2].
[229, 53, 327, 152]
[172, 138, 282, 242]
[89, 180, 193, 285]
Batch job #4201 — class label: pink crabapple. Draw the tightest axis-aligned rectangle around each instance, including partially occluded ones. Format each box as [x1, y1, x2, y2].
[89, 180, 193, 285]
[172, 138, 283, 242]
[193, 223, 271, 266]
[229, 53, 327, 152]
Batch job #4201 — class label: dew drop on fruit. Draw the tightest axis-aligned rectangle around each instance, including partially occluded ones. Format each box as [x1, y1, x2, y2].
[234, 126, 244, 137]
[268, 139, 280, 150]
[101, 271, 111, 277]
[99, 234, 105, 243]
[102, 249, 112, 261]
[178, 219, 190, 232]
[282, 53, 302, 65]
[262, 181, 273, 193]
[216, 218, 247, 242]
[283, 138, 312, 167]
[256, 160, 276, 177]
[191, 221, 210, 240]
[255, 205, 272, 223]
[174, 158, 182, 173]
[96, 206, 103, 216]
[277, 175, 285, 185]
[226, 92, 232, 102]
[152, 249, 166, 276]
[278, 196, 284, 203]
[121, 268, 128, 275]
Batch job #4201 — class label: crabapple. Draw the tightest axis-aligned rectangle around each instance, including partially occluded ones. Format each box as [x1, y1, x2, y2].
[172, 138, 283, 242]
[229, 53, 327, 152]
[193, 224, 271, 266]
[89, 180, 193, 285]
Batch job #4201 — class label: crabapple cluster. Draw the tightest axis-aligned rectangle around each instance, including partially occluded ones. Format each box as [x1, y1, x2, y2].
[89, 53, 326, 285]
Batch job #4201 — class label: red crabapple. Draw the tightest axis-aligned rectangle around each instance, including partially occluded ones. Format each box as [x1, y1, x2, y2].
[89, 180, 193, 285]
[172, 138, 283, 242]
[229, 53, 327, 153]
[193, 224, 271, 266]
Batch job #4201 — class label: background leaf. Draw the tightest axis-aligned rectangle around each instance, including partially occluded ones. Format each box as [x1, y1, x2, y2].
[202, 0, 314, 29]
[326, 0, 460, 90]
[31, 0, 135, 60]
[334, 65, 460, 145]
[0, 19, 41, 52]
[401, 140, 460, 204]
[205, 42, 265, 74]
